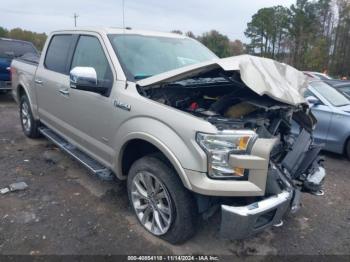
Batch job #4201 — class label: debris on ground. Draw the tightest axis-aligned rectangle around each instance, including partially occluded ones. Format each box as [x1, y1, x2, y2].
[43, 149, 63, 164]
[0, 182, 28, 195]
[0, 187, 10, 194]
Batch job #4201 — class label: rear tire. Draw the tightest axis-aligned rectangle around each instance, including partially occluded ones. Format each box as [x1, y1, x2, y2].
[20, 95, 40, 138]
[127, 155, 197, 244]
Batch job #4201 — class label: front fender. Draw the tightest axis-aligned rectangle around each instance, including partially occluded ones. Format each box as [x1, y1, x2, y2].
[113, 117, 209, 189]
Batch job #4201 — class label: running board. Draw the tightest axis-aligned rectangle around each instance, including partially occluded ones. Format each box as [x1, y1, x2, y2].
[39, 127, 114, 181]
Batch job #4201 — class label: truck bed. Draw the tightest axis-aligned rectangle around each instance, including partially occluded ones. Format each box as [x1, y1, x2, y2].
[11, 55, 39, 103]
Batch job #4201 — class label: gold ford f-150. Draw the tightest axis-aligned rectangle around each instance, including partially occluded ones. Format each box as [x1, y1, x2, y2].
[11, 27, 326, 244]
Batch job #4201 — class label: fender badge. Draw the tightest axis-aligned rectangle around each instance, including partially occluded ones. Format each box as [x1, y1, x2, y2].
[114, 99, 131, 111]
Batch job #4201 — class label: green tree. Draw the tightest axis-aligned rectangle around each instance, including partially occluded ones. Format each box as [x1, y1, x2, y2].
[185, 31, 196, 39]
[245, 6, 289, 59]
[197, 30, 232, 58]
[230, 40, 245, 56]
[0, 26, 8, 37]
[272, 6, 290, 60]
[331, 0, 350, 77]
[304, 37, 329, 71]
[244, 0, 347, 75]
[288, 0, 319, 69]
[6, 28, 47, 50]
[245, 8, 271, 56]
[171, 30, 183, 35]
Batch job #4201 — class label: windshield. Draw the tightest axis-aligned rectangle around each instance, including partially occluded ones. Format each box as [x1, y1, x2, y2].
[108, 34, 218, 80]
[310, 81, 350, 107]
[0, 39, 38, 58]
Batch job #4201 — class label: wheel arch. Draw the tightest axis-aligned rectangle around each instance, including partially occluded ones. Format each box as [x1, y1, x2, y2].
[17, 84, 26, 101]
[116, 133, 192, 190]
[343, 135, 350, 157]
[17, 84, 39, 120]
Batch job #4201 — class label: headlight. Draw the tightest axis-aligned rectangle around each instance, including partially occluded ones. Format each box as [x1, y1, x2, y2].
[196, 130, 256, 179]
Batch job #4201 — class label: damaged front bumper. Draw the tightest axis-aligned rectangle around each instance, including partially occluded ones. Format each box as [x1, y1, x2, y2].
[220, 165, 326, 240]
[220, 190, 292, 239]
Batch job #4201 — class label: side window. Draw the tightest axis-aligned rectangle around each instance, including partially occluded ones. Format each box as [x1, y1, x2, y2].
[44, 35, 74, 74]
[71, 35, 113, 88]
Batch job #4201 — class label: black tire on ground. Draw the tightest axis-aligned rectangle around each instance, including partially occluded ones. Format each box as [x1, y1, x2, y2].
[127, 155, 198, 244]
[20, 95, 40, 138]
[346, 139, 350, 160]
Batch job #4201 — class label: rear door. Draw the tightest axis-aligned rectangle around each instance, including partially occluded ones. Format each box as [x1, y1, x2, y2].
[35, 34, 78, 136]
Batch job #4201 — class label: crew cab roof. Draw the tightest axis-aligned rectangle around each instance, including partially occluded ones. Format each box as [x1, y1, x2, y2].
[51, 27, 188, 39]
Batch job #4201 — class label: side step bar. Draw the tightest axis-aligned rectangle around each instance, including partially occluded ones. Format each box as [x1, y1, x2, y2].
[39, 127, 114, 181]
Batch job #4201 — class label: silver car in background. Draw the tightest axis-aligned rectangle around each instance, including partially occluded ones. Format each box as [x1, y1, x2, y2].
[302, 81, 350, 159]
[303, 71, 333, 81]
[325, 80, 350, 99]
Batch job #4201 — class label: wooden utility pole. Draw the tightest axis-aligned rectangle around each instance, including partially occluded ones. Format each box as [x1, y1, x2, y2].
[122, 0, 125, 28]
[73, 13, 79, 27]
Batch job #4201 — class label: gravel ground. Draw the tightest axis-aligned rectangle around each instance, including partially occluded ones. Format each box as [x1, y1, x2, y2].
[0, 93, 349, 257]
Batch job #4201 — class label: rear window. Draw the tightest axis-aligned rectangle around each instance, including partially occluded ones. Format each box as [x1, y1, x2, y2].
[0, 39, 37, 58]
[44, 35, 74, 74]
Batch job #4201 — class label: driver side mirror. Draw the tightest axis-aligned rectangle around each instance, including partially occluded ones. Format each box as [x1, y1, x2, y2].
[306, 96, 321, 107]
[70, 67, 108, 95]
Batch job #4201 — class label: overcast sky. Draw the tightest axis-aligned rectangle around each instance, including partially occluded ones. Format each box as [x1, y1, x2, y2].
[1, 0, 296, 41]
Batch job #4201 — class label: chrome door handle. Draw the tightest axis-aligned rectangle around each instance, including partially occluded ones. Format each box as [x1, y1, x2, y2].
[59, 88, 70, 96]
[35, 79, 43, 85]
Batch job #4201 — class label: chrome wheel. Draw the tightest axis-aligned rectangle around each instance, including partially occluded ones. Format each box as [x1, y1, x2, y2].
[21, 101, 31, 132]
[131, 171, 173, 235]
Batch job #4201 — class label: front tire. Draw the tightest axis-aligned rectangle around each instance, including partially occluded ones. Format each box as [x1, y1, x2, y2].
[346, 139, 350, 160]
[20, 95, 40, 138]
[127, 155, 197, 244]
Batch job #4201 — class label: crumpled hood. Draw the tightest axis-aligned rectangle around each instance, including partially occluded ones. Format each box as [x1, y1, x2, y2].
[137, 55, 308, 106]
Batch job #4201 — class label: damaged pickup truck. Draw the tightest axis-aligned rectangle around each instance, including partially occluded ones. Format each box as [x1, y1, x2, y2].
[11, 28, 326, 244]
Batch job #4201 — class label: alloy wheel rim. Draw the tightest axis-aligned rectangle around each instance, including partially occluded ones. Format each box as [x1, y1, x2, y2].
[131, 171, 173, 235]
[21, 101, 31, 132]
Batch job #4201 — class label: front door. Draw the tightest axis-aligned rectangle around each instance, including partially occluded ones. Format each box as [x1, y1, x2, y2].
[62, 34, 116, 165]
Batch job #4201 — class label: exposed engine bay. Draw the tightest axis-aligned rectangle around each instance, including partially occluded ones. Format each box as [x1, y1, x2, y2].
[137, 69, 326, 197]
